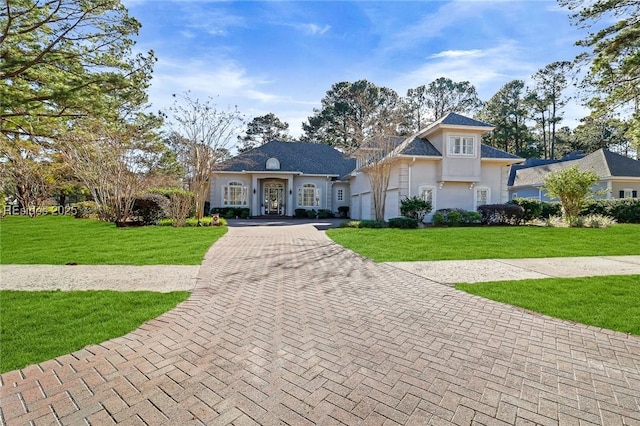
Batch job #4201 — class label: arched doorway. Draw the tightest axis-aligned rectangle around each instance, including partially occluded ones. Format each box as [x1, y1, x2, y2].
[263, 181, 285, 215]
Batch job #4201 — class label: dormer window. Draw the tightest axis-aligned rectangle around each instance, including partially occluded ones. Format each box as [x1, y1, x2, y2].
[266, 157, 280, 170]
[449, 136, 475, 156]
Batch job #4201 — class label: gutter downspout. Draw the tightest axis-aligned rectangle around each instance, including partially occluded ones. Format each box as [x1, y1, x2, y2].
[408, 157, 416, 197]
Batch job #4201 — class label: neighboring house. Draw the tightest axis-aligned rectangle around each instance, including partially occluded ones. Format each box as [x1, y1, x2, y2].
[210, 112, 523, 220]
[350, 113, 523, 220]
[509, 148, 640, 201]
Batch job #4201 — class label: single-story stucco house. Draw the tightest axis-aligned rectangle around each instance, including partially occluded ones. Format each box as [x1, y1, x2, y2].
[508, 148, 640, 201]
[209, 112, 525, 220]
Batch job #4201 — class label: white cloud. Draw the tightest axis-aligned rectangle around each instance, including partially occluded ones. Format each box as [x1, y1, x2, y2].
[296, 23, 331, 36]
[395, 41, 533, 96]
[430, 50, 484, 59]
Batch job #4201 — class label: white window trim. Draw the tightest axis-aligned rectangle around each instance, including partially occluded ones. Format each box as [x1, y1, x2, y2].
[337, 189, 344, 202]
[448, 135, 476, 157]
[622, 188, 634, 198]
[266, 157, 280, 170]
[474, 186, 490, 210]
[418, 185, 436, 211]
[297, 184, 321, 208]
[223, 181, 248, 206]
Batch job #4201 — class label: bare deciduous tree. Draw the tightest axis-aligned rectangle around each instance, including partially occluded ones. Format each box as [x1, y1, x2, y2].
[167, 93, 244, 222]
[60, 120, 151, 223]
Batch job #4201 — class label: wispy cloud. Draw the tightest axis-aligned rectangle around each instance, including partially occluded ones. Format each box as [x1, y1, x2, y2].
[394, 41, 533, 97]
[430, 50, 484, 59]
[295, 23, 331, 36]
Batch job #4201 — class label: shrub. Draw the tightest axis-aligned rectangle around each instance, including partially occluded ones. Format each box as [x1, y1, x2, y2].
[432, 208, 467, 227]
[432, 212, 445, 226]
[582, 199, 640, 223]
[158, 216, 228, 227]
[543, 166, 600, 225]
[131, 193, 169, 225]
[581, 214, 616, 228]
[149, 188, 194, 227]
[400, 196, 432, 222]
[541, 201, 562, 219]
[317, 209, 334, 219]
[339, 220, 387, 228]
[477, 204, 525, 225]
[387, 217, 419, 229]
[294, 208, 308, 218]
[307, 209, 317, 219]
[71, 201, 99, 219]
[339, 220, 361, 228]
[337, 205, 350, 218]
[508, 198, 542, 222]
[461, 211, 482, 225]
[447, 210, 462, 226]
[359, 220, 387, 228]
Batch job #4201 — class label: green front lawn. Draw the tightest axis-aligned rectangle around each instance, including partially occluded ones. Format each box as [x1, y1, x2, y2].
[456, 275, 640, 335]
[0, 290, 190, 373]
[326, 225, 640, 262]
[0, 215, 226, 265]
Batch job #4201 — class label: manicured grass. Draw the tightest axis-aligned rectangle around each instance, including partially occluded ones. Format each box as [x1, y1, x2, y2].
[456, 275, 640, 335]
[0, 290, 190, 373]
[326, 225, 640, 262]
[0, 215, 227, 265]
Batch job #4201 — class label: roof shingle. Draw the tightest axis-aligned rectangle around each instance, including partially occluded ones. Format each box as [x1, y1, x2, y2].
[219, 140, 356, 178]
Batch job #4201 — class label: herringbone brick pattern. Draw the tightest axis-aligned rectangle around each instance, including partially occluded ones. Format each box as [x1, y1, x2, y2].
[1, 224, 639, 425]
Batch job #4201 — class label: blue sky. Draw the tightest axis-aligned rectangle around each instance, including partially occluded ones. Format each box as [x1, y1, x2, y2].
[124, 0, 590, 138]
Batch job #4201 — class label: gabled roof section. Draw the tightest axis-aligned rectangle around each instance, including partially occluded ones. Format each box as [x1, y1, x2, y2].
[399, 137, 442, 157]
[511, 149, 640, 187]
[601, 149, 640, 177]
[219, 140, 356, 178]
[481, 144, 522, 160]
[417, 112, 494, 139]
[440, 112, 493, 128]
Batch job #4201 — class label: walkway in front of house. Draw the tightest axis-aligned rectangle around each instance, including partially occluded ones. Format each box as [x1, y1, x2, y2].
[1, 223, 639, 425]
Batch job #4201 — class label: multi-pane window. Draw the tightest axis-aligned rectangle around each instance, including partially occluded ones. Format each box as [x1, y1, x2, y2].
[418, 185, 435, 210]
[337, 189, 344, 202]
[449, 136, 475, 156]
[620, 189, 637, 198]
[298, 184, 320, 207]
[223, 182, 248, 206]
[475, 187, 489, 210]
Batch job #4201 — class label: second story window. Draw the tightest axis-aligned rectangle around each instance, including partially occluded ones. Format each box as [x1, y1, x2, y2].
[449, 136, 475, 156]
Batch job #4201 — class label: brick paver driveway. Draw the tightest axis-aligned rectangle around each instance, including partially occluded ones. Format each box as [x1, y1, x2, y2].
[2, 224, 639, 425]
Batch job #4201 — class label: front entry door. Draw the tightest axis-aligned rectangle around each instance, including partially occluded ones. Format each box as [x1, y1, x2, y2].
[263, 182, 285, 215]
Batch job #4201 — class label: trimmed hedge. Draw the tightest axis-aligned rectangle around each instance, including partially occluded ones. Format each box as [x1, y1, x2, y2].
[131, 193, 169, 225]
[509, 198, 640, 223]
[478, 204, 525, 225]
[388, 217, 419, 229]
[337, 206, 350, 218]
[582, 199, 640, 223]
[432, 209, 481, 227]
[210, 207, 250, 219]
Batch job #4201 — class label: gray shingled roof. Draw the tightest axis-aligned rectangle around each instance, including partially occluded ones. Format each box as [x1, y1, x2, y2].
[511, 149, 640, 187]
[219, 140, 356, 178]
[399, 137, 442, 156]
[481, 144, 522, 160]
[441, 112, 493, 127]
[602, 149, 640, 177]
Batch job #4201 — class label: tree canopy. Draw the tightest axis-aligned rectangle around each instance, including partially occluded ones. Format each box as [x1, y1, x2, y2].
[560, 0, 640, 153]
[405, 77, 482, 131]
[238, 113, 290, 153]
[1, 0, 156, 140]
[477, 80, 532, 155]
[302, 80, 402, 153]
